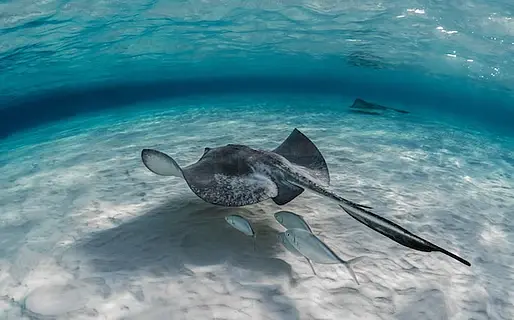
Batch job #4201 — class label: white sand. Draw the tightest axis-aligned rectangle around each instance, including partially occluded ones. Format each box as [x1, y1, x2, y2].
[1, 97, 513, 319]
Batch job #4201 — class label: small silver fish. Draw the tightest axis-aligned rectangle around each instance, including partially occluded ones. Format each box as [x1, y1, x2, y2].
[284, 228, 364, 285]
[278, 232, 316, 275]
[274, 211, 313, 233]
[224, 214, 256, 250]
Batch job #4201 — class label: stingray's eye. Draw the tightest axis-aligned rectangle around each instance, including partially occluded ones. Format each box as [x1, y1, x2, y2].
[204, 147, 211, 154]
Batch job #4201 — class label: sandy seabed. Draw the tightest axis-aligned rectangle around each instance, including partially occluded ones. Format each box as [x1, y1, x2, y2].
[1, 98, 513, 320]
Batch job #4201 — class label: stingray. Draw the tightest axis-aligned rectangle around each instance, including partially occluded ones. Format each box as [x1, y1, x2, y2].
[141, 128, 470, 266]
[350, 98, 410, 114]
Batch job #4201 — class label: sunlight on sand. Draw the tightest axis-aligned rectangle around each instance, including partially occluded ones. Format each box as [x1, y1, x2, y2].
[1, 100, 513, 319]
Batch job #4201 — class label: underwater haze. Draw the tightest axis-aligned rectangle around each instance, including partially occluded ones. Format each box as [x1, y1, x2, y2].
[1, 0, 514, 319]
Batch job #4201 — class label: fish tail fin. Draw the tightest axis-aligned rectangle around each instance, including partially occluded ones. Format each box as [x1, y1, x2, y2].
[346, 256, 366, 266]
[306, 258, 317, 275]
[343, 262, 360, 285]
[342, 256, 365, 285]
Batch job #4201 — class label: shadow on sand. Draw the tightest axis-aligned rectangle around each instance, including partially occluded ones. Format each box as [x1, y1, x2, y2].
[58, 195, 301, 319]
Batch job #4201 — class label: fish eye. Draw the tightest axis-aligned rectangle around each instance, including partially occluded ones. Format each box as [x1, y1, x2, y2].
[204, 147, 211, 154]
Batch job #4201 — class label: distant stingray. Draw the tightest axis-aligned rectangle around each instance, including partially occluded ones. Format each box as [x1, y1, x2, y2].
[141, 128, 470, 266]
[349, 98, 410, 115]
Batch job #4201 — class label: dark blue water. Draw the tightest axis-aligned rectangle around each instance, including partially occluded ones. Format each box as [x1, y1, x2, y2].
[1, 1, 513, 138]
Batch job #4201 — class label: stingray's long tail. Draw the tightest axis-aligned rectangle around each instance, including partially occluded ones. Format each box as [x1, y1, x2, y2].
[433, 244, 471, 266]
[338, 204, 471, 267]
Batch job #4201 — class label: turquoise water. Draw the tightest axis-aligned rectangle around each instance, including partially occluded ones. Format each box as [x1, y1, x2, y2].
[1, 0, 514, 137]
[1, 1, 514, 319]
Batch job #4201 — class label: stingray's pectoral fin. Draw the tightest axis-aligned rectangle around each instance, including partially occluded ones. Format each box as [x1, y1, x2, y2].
[273, 128, 331, 186]
[272, 181, 305, 205]
[141, 149, 184, 178]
